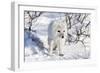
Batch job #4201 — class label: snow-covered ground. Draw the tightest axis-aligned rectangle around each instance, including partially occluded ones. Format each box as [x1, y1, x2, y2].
[25, 42, 90, 62]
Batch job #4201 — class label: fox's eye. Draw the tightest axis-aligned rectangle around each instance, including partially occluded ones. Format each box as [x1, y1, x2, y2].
[58, 30, 60, 32]
[63, 30, 65, 32]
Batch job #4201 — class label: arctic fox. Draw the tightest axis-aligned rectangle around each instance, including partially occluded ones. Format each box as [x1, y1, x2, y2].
[48, 19, 67, 56]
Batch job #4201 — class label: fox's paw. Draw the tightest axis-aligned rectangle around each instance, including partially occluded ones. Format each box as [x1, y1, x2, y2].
[59, 54, 64, 56]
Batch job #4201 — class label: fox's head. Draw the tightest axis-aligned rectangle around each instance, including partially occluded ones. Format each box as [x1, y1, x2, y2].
[54, 20, 67, 39]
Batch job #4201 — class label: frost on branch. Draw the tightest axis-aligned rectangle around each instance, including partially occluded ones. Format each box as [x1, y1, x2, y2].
[65, 13, 90, 47]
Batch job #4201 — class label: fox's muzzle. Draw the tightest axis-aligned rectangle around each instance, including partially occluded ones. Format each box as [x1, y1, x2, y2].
[59, 33, 64, 38]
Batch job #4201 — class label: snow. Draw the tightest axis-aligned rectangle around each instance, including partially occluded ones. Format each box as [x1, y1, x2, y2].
[24, 11, 91, 62]
[25, 41, 90, 62]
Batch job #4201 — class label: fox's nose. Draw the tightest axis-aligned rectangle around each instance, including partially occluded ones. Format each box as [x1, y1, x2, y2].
[62, 36, 64, 38]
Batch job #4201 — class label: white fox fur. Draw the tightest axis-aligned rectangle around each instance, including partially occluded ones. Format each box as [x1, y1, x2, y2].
[48, 19, 67, 56]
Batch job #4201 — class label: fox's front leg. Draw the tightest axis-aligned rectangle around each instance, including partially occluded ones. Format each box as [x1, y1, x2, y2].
[49, 41, 54, 56]
[58, 39, 64, 56]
